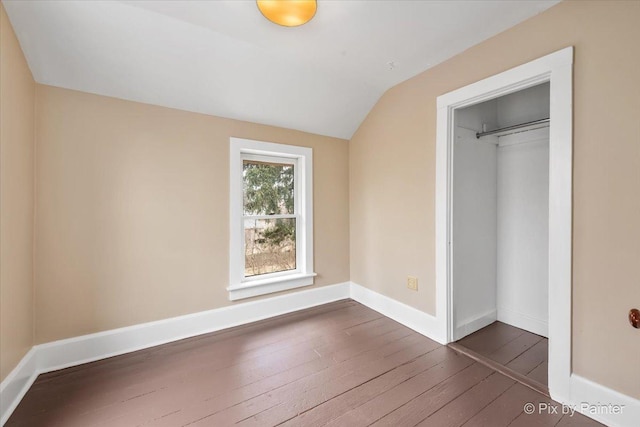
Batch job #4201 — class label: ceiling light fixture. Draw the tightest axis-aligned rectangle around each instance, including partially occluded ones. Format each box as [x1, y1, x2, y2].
[256, 0, 317, 27]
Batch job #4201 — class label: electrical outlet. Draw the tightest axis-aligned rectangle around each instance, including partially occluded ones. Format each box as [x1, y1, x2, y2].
[407, 276, 418, 291]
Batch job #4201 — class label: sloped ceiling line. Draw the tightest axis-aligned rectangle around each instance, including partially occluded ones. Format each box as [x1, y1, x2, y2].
[3, 0, 560, 139]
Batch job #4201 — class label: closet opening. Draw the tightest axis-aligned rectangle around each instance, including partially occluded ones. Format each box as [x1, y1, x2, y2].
[449, 82, 551, 394]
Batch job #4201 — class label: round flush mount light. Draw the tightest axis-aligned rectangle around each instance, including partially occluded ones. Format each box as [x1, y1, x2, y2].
[257, 0, 317, 27]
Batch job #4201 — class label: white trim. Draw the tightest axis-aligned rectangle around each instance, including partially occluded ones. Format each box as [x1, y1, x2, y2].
[497, 306, 548, 338]
[350, 281, 639, 426]
[455, 309, 497, 341]
[227, 272, 317, 301]
[2, 281, 638, 427]
[0, 349, 37, 427]
[229, 137, 314, 301]
[435, 47, 573, 401]
[349, 282, 445, 345]
[436, 47, 573, 110]
[0, 282, 349, 425]
[568, 375, 640, 427]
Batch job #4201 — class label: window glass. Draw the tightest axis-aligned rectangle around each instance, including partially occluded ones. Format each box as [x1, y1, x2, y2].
[243, 160, 295, 216]
[244, 218, 296, 277]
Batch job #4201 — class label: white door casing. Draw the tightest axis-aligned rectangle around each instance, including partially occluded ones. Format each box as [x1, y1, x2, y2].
[435, 47, 573, 402]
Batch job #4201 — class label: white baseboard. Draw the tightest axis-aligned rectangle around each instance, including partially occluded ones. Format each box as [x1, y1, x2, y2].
[349, 282, 445, 345]
[2, 281, 638, 427]
[497, 306, 548, 337]
[565, 374, 640, 427]
[0, 281, 350, 425]
[349, 283, 639, 427]
[454, 309, 497, 341]
[0, 349, 37, 427]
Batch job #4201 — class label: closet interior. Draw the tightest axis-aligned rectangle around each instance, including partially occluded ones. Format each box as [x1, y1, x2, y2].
[451, 82, 551, 390]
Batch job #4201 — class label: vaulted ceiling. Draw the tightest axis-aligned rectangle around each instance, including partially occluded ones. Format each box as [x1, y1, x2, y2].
[3, 0, 560, 139]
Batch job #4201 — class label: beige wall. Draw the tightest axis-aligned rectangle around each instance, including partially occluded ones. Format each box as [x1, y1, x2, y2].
[350, 0, 640, 398]
[34, 85, 349, 344]
[4, 0, 639, 403]
[0, 4, 35, 381]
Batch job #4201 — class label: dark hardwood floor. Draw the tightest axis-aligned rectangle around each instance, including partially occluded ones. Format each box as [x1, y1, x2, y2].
[456, 321, 549, 389]
[7, 301, 600, 426]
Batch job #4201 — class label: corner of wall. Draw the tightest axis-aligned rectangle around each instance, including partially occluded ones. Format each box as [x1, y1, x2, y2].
[31, 83, 38, 351]
[0, 1, 37, 383]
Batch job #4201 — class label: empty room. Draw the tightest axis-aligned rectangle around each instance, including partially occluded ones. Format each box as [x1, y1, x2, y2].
[1, 1, 638, 426]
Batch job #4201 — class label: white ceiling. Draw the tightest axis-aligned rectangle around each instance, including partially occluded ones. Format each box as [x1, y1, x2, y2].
[3, 0, 560, 139]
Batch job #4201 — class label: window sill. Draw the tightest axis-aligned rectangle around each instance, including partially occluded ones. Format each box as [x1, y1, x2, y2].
[227, 272, 317, 301]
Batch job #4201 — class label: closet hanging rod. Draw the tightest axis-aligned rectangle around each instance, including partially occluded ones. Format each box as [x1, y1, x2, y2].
[476, 118, 550, 139]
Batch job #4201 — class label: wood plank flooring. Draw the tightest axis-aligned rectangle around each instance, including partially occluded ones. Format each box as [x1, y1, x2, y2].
[456, 321, 549, 388]
[6, 301, 601, 426]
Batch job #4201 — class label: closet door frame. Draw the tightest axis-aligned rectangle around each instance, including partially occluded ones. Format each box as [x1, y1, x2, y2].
[435, 47, 573, 402]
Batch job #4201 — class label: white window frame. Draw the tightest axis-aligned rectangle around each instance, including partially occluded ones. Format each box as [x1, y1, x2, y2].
[228, 137, 315, 301]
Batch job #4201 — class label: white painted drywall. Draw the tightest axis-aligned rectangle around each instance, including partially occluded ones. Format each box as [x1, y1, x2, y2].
[451, 83, 550, 340]
[497, 82, 550, 128]
[496, 128, 550, 337]
[452, 124, 498, 340]
[456, 98, 498, 131]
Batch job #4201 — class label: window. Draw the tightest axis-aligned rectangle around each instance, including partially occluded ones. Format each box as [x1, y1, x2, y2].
[228, 138, 315, 300]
